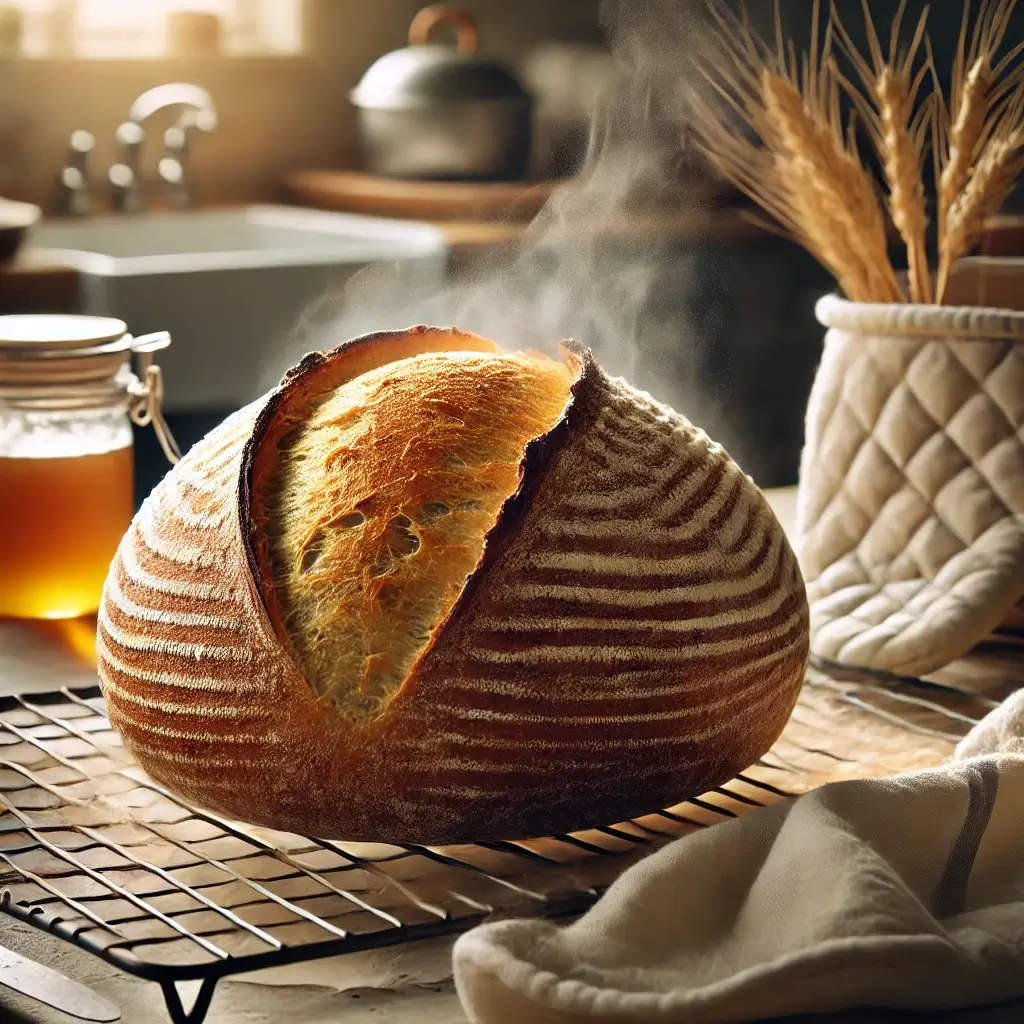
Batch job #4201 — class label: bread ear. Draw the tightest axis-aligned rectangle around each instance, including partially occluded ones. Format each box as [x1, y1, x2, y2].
[242, 327, 510, 657]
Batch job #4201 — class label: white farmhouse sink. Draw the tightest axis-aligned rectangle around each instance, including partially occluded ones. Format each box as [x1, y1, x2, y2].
[29, 205, 449, 411]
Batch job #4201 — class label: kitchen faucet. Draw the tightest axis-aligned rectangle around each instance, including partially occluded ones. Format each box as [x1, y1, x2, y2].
[54, 130, 95, 216]
[108, 83, 218, 212]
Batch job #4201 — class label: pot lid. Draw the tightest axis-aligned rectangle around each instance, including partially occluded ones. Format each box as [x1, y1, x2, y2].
[350, 5, 529, 110]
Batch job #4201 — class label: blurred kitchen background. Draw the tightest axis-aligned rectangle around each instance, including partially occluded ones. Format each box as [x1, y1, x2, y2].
[1, 0, 1022, 505]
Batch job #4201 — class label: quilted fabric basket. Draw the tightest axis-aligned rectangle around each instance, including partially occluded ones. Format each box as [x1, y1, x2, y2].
[795, 292, 1024, 676]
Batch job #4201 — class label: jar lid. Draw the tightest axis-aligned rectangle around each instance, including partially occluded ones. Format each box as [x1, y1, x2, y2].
[0, 314, 132, 388]
[0, 314, 129, 350]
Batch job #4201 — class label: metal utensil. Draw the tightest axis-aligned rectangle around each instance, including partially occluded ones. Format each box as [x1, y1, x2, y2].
[350, 4, 533, 180]
[0, 940, 121, 1022]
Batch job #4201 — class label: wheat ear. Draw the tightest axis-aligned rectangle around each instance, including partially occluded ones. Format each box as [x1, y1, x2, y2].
[939, 56, 991, 248]
[781, 154, 872, 299]
[939, 126, 1024, 299]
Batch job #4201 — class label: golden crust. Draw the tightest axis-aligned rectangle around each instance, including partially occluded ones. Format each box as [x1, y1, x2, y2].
[264, 350, 574, 718]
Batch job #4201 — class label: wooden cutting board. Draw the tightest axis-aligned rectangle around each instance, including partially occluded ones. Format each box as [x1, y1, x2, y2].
[282, 169, 756, 249]
[283, 170, 566, 223]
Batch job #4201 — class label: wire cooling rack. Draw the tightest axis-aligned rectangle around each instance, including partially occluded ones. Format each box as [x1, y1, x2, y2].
[0, 654, 1013, 1024]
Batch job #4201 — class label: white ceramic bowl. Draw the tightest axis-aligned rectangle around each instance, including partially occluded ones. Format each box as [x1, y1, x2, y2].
[0, 197, 42, 263]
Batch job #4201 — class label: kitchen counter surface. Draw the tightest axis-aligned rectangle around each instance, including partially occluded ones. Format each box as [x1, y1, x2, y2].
[2, 487, 1023, 1024]
[0, 191, 765, 327]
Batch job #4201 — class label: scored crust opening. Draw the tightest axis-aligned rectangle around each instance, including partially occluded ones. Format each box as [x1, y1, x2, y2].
[262, 349, 574, 720]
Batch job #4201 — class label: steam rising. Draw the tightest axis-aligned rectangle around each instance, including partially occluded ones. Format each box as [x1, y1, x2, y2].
[266, 1, 753, 467]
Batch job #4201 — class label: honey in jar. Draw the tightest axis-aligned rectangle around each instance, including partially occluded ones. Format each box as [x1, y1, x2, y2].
[0, 441, 134, 620]
[0, 315, 177, 620]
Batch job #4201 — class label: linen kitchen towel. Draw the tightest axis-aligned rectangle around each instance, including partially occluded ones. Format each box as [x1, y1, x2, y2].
[453, 706, 1024, 1023]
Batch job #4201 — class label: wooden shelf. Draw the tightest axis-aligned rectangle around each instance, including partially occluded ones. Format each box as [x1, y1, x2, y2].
[0, 251, 79, 314]
[284, 170, 567, 223]
[284, 169, 763, 248]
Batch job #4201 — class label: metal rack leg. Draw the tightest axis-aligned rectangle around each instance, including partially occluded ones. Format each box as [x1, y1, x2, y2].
[160, 977, 220, 1024]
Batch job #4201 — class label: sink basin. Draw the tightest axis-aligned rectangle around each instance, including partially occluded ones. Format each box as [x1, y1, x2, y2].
[28, 205, 449, 411]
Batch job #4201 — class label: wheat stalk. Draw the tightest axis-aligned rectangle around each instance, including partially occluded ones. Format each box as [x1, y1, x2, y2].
[877, 67, 932, 303]
[687, 0, 900, 303]
[688, 0, 1024, 307]
[761, 71, 901, 302]
[934, 0, 1024, 300]
[832, 0, 932, 302]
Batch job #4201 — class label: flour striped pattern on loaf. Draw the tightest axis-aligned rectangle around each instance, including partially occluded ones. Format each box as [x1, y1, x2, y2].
[97, 403, 298, 801]
[97, 333, 808, 843]
[378, 369, 808, 836]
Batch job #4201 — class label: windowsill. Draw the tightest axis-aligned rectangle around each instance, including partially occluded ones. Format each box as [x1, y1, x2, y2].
[7, 52, 306, 64]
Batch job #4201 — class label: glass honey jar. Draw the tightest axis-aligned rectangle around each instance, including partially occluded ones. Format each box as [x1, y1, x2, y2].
[0, 314, 179, 620]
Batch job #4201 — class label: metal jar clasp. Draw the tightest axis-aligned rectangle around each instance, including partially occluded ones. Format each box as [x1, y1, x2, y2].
[127, 331, 181, 465]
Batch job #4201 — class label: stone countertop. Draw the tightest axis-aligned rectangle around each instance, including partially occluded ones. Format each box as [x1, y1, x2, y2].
[3, 913, 1024, 1024]
[0, 919, 469, 1024]
[2, 488, 1024, 1024]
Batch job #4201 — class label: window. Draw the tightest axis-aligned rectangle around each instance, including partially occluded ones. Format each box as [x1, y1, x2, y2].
[13, 0, 303, 58]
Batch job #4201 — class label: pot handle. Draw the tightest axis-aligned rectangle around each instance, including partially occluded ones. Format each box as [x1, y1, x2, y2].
[408, 5, 478, 55]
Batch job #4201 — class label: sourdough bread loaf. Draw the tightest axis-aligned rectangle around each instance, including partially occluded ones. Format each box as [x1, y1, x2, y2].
[97, 328, 809, 843]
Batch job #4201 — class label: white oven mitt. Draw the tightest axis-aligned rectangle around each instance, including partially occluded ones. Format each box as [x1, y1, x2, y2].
[453, 703, 1024, 1023]
[793, 296, 1024, 677]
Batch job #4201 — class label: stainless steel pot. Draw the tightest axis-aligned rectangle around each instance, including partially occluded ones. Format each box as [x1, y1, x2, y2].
[350, 5, 533, 181]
